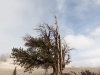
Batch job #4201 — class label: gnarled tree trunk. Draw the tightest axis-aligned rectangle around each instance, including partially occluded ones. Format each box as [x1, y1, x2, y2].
[50, 63, 57, 75]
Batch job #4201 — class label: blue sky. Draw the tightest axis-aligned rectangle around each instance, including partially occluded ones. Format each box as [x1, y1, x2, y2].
[0, 0, 100, 67]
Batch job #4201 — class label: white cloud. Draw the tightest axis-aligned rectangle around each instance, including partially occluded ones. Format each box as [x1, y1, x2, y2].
[0, 0, 44, 31]
[69, 57, 100, 67]
[90, 27, 100, 36]
[64, 35, 95, 50]
[64, 28, 100, 67]
[0, 0, 45, 54]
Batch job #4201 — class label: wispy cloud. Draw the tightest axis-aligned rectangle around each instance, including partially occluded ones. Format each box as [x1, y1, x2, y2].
[65, 27, 100, 67]
[56, 0, 100, 36]
[56, 0, 66, 12]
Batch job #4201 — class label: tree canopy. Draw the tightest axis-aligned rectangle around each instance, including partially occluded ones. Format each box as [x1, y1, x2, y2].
[11, 14, 73, 75]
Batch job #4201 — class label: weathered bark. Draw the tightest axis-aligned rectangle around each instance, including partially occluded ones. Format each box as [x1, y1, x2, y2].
[54, 14, 61, 75]
[59, 35, 63, 74]
[57, 53, 60, 75]
[53, 64, 57, 75]
[62, 62, 65, 70]
[51, 63, 65, 75]
[50, 64, 57, 75]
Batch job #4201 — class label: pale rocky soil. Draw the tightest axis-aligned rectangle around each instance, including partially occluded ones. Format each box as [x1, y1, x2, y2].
[0, 58, 51, 75]
[1, 67, 100, 75]
[63, 67, 100, 75]
[0, 58, 100, 75]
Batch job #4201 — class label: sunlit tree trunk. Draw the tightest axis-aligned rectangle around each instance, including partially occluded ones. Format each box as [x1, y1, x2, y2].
[54, 13, 62, 75]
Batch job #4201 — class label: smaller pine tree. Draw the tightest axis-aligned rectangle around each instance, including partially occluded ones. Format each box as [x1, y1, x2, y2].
[12, 67, 17, 75]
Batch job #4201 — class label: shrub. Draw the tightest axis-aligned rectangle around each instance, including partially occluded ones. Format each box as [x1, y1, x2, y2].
[81, 70, 96, 75]
[12, 67, 17, 75]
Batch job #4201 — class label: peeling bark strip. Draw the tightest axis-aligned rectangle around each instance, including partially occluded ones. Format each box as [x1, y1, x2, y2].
[53, 13, 62, 75]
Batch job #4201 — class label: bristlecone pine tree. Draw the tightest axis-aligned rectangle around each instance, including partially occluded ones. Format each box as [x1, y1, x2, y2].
[11, 14, 73, 75]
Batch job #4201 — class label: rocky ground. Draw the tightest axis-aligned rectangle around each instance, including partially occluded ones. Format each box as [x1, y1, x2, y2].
[0, 58, 100, 75]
